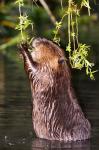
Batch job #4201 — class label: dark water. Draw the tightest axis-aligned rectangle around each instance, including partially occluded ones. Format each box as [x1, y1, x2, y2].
[0, 54, 99, 150]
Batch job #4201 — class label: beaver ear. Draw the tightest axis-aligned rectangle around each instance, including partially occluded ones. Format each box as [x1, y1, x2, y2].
[58, 57, 66, 64]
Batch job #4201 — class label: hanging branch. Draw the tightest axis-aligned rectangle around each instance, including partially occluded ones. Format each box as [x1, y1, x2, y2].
[15, 0, 33, 41]
[53, 0, 97, 80]
[15, 0, 97, 80]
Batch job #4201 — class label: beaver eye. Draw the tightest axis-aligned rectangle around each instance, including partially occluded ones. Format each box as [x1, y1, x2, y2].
[58, 57, 66, 64]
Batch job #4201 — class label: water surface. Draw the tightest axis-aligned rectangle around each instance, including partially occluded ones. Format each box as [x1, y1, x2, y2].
[0, 55, 99, 150]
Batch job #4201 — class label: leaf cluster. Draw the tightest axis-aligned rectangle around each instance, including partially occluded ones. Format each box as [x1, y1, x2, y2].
[68, 44, 97, 80]
[15, 0, 33, 41]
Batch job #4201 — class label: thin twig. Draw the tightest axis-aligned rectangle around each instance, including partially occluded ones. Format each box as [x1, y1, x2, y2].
[76, 14, 79, 46]
[71, 13, 75, 51]
[39, 0, 56, 25]
[61, 0, 63, 10]
[68, 0, 71, 45]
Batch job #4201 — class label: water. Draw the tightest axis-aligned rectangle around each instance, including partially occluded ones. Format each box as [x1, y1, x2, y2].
[0, 54, 99, 150]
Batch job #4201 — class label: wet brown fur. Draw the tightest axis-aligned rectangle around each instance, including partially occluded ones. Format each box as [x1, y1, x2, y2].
[19, 38, 91, 142]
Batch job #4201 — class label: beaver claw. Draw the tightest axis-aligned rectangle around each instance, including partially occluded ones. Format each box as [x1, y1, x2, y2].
[18, 42, 29, 54]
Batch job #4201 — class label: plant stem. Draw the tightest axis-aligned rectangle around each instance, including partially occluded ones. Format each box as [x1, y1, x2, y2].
[68, 0, 71, 46]
[19, 2, 24, 40]
[71, 12, 75, 51]
[76, 13, 79, 46]
[87, 0, 90, 16]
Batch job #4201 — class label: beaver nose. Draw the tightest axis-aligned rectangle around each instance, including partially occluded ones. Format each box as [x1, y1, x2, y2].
[32, 38, 42, 48]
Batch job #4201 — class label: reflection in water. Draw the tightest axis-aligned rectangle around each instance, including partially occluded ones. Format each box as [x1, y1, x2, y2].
[0, 55, 99, 150]
[32, 138, 90, 150]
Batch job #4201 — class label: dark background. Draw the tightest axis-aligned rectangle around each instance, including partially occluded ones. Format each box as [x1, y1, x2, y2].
[0, 0, 99, 149]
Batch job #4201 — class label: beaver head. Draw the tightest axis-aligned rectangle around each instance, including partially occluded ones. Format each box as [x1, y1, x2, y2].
[19, 38, 91, 142]
[20, 38, 70, 79]
[31, 38, 68, 71]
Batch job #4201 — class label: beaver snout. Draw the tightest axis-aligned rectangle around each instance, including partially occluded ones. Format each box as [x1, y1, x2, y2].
[32, 38, 44, 48]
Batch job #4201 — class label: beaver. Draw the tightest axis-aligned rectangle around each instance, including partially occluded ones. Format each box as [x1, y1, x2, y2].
[19, 38, 91, 142]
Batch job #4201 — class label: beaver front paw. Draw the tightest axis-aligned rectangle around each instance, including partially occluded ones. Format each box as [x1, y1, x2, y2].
[18, 42, 29, 54]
